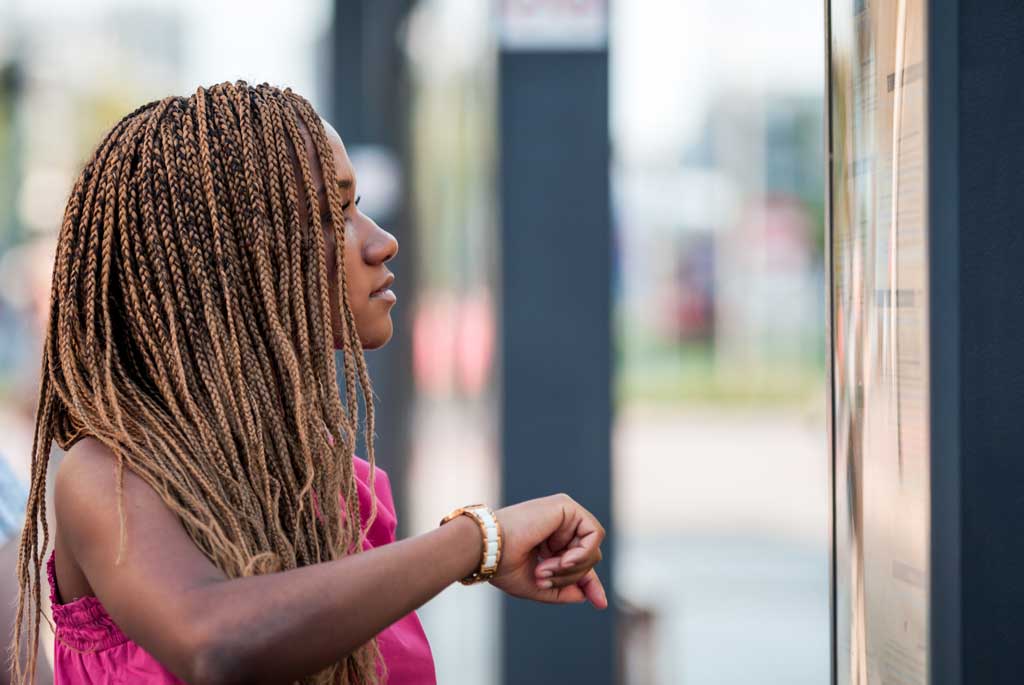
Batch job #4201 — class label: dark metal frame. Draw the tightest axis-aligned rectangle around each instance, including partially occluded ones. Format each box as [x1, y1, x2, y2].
[499, 49, 615, 685]
[929, 1, 1024, 683]
[823, 3, 837, 684]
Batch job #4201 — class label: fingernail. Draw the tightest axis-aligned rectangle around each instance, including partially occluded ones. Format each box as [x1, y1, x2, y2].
[538, 569, 553, 579]
[538, 579, 553, 589]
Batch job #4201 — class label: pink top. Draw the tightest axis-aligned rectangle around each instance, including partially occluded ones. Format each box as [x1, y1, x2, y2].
[47, 457, 437, 684]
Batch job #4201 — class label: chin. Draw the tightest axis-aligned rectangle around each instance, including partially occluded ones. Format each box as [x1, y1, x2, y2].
[331, 314, 393, 351]
[359, 319, 394, 351]
[362, 333, 393, 351]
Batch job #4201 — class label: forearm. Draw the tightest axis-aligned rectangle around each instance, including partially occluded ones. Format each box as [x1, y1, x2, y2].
[183, 515, 480, 685]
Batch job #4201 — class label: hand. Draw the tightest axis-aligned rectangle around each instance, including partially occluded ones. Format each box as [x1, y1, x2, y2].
[489, 493, 608, 609]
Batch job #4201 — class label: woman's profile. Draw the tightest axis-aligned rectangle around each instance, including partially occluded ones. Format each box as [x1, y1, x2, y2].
[10, 81, 607, 685]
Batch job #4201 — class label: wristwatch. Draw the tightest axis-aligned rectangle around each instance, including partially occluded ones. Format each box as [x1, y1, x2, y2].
[439, 504, 503, 585]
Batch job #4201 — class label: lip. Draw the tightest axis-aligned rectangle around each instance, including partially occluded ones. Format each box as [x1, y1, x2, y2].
[370, 288, 397, 304]
[370, 273, 396, 302]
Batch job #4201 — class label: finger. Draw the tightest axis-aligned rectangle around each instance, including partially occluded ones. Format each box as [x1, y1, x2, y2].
[543, 574, 607, 606]
[536, 582, 586, 605]
[535, 537, 573, 576]
[559, 530, 602, 570]
[535, 547, 601, 580]
[560, 544, 591, 568]
[545, 507, 579, 556]
[535, 567, 589, 590]
[534, 540, 568, 578]
[547, 506, 603, 566]
[535, 562, 557, 579]
[537, 531, 604, 577]
[578, 569, 608, 610]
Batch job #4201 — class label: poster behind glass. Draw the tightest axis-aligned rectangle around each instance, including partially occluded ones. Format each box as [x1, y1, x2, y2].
[830, 0, 929, 683]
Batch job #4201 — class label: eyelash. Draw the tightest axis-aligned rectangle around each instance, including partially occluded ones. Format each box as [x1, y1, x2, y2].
[324, 195, 360, 222]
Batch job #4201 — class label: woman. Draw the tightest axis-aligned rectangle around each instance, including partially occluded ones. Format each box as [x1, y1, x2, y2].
[11, 81, 607, 685]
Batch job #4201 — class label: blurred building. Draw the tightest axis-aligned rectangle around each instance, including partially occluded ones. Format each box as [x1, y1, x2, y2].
[610, 2, 829, 684]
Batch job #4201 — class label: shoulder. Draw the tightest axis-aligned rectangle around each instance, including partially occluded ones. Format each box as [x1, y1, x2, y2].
[54, 436, 131, 519]
[55, 437, 116, 509]
[54, 438, 119, 552]
[55, 437, 172, 557]
[56, 436, 166, 501]
[57, 435, 114, 479]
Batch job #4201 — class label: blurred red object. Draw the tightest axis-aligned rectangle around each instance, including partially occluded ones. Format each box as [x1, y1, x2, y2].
[412, 290, 495, 398]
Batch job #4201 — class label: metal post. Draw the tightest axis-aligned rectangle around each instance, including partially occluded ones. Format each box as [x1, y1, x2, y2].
[928, 1, 1024, 683]
[499, 44, 615, 685]
[330, 0, 416, 535]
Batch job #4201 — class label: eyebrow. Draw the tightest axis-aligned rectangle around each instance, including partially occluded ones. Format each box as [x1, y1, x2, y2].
[317, 178, 354, 200]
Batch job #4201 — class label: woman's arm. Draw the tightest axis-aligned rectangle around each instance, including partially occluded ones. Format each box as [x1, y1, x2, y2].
[54, 439, 485, 685]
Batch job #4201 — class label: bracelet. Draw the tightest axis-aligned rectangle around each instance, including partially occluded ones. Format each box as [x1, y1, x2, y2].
[439, 504, 503, 585]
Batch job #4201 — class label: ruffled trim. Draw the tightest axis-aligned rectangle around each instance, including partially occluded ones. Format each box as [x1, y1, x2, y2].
[47, 551, 129, 652]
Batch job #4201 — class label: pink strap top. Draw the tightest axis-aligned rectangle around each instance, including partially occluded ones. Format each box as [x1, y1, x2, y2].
[47, 457, 436, 684]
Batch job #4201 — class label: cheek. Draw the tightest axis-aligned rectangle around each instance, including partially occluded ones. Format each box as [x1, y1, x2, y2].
[341, 225, 363, 292]
[324, 232, 343, 347]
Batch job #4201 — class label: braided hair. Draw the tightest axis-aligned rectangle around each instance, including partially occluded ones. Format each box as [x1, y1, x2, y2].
[11, 81, 384, 685]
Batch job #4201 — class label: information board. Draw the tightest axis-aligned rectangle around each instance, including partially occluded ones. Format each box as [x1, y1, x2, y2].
[829, 0, 930, 683]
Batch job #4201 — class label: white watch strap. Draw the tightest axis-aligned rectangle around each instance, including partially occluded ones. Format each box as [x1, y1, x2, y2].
[464, 505, 501, 573]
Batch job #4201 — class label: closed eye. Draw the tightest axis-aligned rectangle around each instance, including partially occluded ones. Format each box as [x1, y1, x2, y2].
[323, 196, 361, 224]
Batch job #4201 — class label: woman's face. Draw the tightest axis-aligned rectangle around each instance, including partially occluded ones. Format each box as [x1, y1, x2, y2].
[295, 118, 399, 351]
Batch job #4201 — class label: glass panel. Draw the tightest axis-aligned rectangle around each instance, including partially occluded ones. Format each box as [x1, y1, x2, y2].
[612, 1, 829, 682]
[830, 1, 930, 682]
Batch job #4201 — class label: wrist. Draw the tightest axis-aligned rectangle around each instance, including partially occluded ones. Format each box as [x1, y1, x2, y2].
[440, 514, 484, 581]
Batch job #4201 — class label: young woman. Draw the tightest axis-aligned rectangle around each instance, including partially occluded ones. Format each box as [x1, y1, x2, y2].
[11, 81, 607, 685]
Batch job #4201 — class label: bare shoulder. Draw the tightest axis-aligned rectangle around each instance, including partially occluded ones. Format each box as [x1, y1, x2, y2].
[54, 437, 176, 560]
[54, 437, 123, 558]
[54, 436, 223, 605]
[55, 437, 139, 525]
[56, 436, 117, 496]
[52, 437, 129, 600]
[56, 436, 169, 504]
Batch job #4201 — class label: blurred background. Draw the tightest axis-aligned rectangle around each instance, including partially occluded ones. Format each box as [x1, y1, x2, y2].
[0, 0, 828, 683]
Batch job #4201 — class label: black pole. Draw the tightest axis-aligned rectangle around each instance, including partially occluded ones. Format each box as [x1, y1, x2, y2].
[330, 0, 417, 536]
[499, 46, 616, 685]
[928, 1, 1024, 683]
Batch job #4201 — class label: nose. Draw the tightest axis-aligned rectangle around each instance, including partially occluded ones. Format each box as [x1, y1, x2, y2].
[363, 219, 399, 265]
